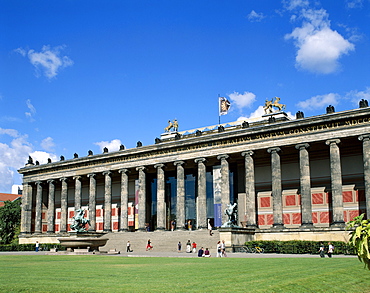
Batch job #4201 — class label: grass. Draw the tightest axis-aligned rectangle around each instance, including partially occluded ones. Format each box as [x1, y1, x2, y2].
[0, 255, 369, 292]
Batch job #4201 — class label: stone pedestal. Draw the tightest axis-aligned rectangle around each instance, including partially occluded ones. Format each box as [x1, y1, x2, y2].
[218, 227, 256, 247]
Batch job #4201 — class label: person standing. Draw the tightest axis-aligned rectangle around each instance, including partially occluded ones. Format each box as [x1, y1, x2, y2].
[127, 241, 133, 252]
[186, 240, 191, 253]
[178, 241, 182, 253]
[328, 242, 334, 258]
[216, 241, 222, 257]
[171, 220, 176, 231]
[35, 241, 39, 252]
[192, 242, 197, 253]
[208, 219, 213, 236]
[319, 243, 325, 258]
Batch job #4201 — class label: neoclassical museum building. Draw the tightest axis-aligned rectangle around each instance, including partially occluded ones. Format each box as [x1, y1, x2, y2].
[18, 102, 370, 243]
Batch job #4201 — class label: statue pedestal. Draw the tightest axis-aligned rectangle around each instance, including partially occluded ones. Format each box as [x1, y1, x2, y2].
[160, 132, 178, 140]
[262, 111, 291, 121]
[218, 227, 256, 247]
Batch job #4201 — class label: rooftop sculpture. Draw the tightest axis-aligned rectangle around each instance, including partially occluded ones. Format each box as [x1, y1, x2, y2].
[263, 97, 286, 114]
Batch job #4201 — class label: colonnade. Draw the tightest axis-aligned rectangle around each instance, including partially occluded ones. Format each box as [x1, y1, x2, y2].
[20, 136, 370, 234]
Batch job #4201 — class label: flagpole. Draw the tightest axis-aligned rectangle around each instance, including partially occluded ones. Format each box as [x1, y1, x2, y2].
[218, 94, 220, 125]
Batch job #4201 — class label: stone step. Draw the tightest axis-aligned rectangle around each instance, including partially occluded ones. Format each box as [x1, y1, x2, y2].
[100, 230, 220, 253]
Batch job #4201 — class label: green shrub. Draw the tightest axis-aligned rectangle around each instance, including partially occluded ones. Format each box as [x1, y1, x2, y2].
[244, 240, 355, 255]
[0, 243, 65, 252]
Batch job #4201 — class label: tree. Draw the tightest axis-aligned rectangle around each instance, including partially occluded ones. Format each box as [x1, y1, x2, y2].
[0, 200, 21, 244]
[346, 213, 370, 270]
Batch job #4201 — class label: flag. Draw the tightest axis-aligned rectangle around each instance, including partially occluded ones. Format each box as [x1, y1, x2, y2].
[219, 97, 231, 115]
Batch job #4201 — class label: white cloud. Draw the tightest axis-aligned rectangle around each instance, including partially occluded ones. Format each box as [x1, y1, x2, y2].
[228, 91, 256, 109]
[41, 137, 55, 152]
[247, 10, 265, 22]
[0, 129, 56, 193]
[15, 45, 73, 79]
[346, 0, 363, 9]
[285, 8, 355, 74]
[282, 0, 309, 11]
[296, 93, 340, 110]
[346, 87, 370, 106]
[25, 99, 36, 121]
[94, 139, 123, 153]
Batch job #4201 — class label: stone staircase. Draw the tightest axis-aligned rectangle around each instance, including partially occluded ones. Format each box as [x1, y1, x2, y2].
[100, 229, 220, 253]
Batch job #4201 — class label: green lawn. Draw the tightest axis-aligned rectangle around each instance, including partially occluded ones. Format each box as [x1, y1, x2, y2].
[0, 255, 369, 292]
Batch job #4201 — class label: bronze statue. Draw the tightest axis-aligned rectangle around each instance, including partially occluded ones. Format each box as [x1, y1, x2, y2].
[70, 209, 90, 232]
[222, 203, 238, 227]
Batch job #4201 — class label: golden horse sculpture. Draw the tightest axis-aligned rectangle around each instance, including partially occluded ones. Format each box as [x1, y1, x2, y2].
[263, 97, 286, 114]
[164, 119, 179, 132]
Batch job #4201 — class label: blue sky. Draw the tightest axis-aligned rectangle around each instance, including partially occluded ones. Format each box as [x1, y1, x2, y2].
[0, 0, 369, 193]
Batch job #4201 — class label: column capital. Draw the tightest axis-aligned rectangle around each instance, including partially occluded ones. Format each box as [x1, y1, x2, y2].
[241, 150, 254, 157]
[35, 181, 43, 186]
[87, 173, 96, 178]
[73, 176, 81, 181]
[217, 154, 229, 161]
[194, 157, 206, 164]
[154, 163, 165, 169]
[295, 143, 310, 150]
[60, 177, 68, 183]
[102, 170, 111, 176]
[47, 179, 55, 184]
[267, 147, 281, 154]
[174, 161, 185, 167]
[118, 168, 130, 174]
[359, 134, 370, 141]
[136, 166, 146, 172]
[325, 138, 340, 146]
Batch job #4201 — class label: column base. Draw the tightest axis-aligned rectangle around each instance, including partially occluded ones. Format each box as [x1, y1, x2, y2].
[103, 229, 112, 232]
[272, 223, 284, 229]
[300, 223, 314, 228]
[330, 221, 345, 228]
[118, 229, 129, 232]
[156, 227, 165, 231]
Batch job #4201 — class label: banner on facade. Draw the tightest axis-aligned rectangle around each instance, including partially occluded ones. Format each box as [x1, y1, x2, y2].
[213, 165, 222, 227]
[135, 179, 139, 230]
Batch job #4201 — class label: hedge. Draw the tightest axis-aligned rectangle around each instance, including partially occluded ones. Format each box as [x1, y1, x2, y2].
[0, 243, 66, 252]
[244, 240, 356, 255]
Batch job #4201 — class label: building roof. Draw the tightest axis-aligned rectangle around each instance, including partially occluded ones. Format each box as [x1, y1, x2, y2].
[0, 193, 21, 207]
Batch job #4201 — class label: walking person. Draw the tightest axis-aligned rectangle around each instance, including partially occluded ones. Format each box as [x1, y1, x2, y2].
[327, 242, 334, 258]
[208, 219, 213, 236]
[127, 241, 133, 252]
[319, 243, 325, 258]
[35, 241, 39, 252]
[178, 241, 182, 253]
[146, 239, 153, 251]
[221, 240, 227, 257]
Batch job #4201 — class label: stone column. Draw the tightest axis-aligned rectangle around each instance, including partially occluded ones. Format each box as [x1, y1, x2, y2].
[326, 139, 345, 226]
[60, 178, 68, 233]
[217, 154, 230, 225]
[195, 158, 207, 229]
[155, 164, 166, 230]
[34, 181, 43, 234]
[88, 173, 96, 232]
[295, 143, 313, 227]
[103, 171, 112, 232]
[118, 169, 129, 232]
[267, 147, 284, 228]
[47, 180, 55, 233]
[359, 134, 370, 218]
[241, 151, 257, 227]
[73, 176, 82, 211]
[21, 183, 32, 234]
[136, 166, 146, 231]
[174, 161, 185, 230]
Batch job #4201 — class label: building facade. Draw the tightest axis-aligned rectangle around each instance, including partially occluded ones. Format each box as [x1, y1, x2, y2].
[18, 106, 370, 243]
